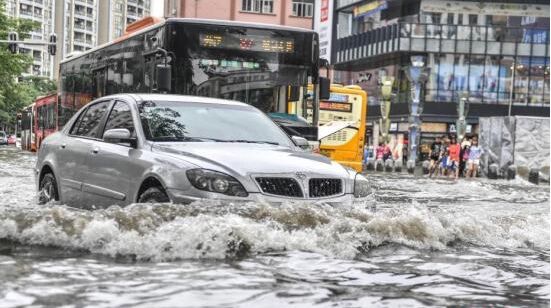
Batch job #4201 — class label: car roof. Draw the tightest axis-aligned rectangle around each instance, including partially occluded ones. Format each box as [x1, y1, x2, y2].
[106, 94, 250, 107]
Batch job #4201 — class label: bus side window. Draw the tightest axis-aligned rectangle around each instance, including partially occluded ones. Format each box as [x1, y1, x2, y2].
[48, 103, 55, 129]
[40, 106, 45, 129]
[93, 68, 107, 99]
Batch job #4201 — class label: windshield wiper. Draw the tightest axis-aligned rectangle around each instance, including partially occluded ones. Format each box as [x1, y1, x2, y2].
[150, 136, 206, 142]
[220, 139, 280, 145]
[151, 136, 279, 145]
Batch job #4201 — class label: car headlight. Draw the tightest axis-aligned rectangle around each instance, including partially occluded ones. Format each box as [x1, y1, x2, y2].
[354, 174, 370, 198]
[186, 169, 248, 197]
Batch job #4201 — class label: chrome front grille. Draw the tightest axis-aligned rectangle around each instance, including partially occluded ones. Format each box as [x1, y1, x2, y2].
[309, 178, 342, 197]
[255, 177, 303, 198]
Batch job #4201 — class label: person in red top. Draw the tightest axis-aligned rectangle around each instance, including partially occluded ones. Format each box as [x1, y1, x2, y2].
[376, 143, 385, 160]
[447, 136, 461, 179]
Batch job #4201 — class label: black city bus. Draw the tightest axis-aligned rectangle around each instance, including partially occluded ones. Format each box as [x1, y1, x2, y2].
[59, 18, 327, 140]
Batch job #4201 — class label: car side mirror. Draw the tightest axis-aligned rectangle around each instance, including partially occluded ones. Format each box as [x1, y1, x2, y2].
[291, 135, 310, 149]
[104, 128, 137, 148]
[319, 77, 331, 100]
[156, 63, 172, 92]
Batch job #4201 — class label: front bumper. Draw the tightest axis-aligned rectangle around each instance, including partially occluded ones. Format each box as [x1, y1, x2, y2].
[166, 188, 365, 207]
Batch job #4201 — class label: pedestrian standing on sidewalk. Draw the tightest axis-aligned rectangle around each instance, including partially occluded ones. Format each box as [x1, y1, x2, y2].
[467, 138, 483, 178]
[376, 143, 384, 160]
[402, 140, 408, 165]
[428, 136, 443, 177]
[447, 136, 461, 179]
[439, 148, 449, 176]
[382, 143, 392, 161]
[459, 137, 471, 177]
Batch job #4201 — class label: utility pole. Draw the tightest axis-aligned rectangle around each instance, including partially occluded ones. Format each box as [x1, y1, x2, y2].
[508, 60, 515, 117]
[379, 74, 395, 144]
[404, 55, 430, 174]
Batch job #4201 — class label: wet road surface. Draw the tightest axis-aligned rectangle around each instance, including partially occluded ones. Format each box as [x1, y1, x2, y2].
[0, 146, 548, 307]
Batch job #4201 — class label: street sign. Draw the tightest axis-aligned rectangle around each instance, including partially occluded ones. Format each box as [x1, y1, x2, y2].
[448, 123, 457, 133]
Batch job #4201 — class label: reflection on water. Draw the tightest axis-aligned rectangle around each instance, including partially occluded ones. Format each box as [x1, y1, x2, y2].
[0, 146, 548, 307]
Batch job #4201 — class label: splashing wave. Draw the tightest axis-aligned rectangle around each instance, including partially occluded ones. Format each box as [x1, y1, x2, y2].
[0, 200, 547, 261]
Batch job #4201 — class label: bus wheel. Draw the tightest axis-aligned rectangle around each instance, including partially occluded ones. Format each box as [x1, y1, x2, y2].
[138, 187, 170, 203]
[38, 173, 58, 205]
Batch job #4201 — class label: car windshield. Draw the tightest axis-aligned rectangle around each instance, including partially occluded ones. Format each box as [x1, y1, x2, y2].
[138, 101, 292, 146]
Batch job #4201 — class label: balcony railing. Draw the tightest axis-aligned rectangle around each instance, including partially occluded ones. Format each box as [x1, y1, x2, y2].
[335, 23, 550, 65]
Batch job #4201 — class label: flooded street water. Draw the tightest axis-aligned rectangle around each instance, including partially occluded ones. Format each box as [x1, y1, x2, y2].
[0, 146, 548, 307]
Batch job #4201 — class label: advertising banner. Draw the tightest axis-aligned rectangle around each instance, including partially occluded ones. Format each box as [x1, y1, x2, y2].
[314, 0, 334, 63]
[352, 0, 388, 19]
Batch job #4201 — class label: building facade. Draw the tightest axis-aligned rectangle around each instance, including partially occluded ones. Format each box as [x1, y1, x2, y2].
[5, 0, 55, 78]
[53, 0, 98, 80]
[164, 0, 314, 29]
[97, 0, 152, 45]
[325, 0, 549, 155]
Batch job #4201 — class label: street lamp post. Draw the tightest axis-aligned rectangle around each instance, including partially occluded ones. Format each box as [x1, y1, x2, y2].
[508, 60, 516, 117]
[379, 75, 395, 144]
[456, 92, 469, 141]
[403, 55, 430, 173]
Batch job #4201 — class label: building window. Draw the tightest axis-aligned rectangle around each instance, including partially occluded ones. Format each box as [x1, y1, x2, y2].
[292, 0, 313, 17]
[242, 0, 273, 14]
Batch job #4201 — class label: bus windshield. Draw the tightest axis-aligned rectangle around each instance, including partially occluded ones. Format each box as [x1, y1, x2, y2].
[170, 23, 315, 114]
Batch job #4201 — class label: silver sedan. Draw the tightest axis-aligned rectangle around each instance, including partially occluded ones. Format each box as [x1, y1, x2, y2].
[36, 94, 370, 208]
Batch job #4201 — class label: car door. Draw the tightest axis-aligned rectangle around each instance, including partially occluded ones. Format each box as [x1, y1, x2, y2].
[56, 109, 87, 205]
[81, 100, 144, 208]
[64, 100, 112, 208]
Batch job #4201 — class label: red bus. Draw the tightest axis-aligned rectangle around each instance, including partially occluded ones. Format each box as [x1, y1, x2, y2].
[34, 93, 58, 149]
[19, 93, 57, 152]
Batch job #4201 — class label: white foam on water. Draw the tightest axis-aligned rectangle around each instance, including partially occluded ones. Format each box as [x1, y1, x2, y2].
[0, 199, 547, 261]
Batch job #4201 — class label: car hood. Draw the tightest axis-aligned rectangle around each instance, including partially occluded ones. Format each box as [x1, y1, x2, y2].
[151, 142, 351, 178]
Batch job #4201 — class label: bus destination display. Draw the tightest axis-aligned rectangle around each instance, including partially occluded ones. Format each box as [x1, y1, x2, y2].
[200, 33, 294, 53]
[320, 101, 353, 112]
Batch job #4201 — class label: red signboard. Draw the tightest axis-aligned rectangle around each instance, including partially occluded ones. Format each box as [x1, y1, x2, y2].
[321, 0, 329, 22]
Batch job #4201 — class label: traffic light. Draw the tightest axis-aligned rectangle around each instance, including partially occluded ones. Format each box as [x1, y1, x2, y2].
[8, 32, 18, 54]
[48, 33, 56, 56]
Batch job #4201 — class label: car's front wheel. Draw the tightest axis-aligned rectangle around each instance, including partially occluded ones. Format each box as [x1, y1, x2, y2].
[38, 173, 59, 204]
[138, 187, 170, 203]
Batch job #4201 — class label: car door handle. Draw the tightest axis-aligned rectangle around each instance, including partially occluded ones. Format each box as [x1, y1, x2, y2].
[60, 144, 66, 149]
[92, 147, 99, 154]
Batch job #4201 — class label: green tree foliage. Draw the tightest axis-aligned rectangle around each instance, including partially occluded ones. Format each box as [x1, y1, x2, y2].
[0, 0, 56, 130]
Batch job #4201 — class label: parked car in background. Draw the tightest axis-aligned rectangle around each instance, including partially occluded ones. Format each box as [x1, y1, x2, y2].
[0, 131, 7, 145]
[36, 94, 370, 208]
[7, 135, 16, 145]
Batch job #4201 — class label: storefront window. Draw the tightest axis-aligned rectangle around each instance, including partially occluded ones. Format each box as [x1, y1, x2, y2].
[437, 53, 454, 102]
[468, 55, 485, 103]
[454, 54, 468, 95]
[484, 56, 500, 104]
[425, 53, 439, 102]
[545, 57, 550, 105]
[498, 56, 514, 105]
[457, 24, 471, 40]
[528, 57, 546, 106]
[513, 57, 530, 105]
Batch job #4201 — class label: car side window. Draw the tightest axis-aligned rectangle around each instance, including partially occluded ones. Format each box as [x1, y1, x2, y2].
[103, 101, 135, 137]
[73, 101, 110, 138]
[69, 107, 88, 135]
